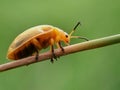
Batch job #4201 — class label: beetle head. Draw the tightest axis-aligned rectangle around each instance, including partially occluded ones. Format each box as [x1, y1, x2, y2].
[56, 29, 69, 45]
[61, 32, 70, 45]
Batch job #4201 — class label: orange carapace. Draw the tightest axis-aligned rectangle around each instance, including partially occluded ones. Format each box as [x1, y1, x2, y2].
[6, 22, 88, 62]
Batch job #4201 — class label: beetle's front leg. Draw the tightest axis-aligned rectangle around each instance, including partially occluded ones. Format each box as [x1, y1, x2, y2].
[58, 41, 64, 52]
[56, 41, 65, 52]
[56, 41, 65, 59]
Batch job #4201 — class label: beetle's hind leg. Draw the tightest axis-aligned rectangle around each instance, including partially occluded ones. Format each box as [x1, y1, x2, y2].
[31, 38, 41, 61]
[31, 47, 39, 61]
[35, 50, 39, 61]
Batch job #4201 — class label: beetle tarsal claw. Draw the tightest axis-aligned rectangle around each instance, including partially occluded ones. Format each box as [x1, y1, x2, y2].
[50, 51, 58, 63]
[61, 47, 64, 52]
[50, 58, 54, 63]
[52, 52, 57, 60]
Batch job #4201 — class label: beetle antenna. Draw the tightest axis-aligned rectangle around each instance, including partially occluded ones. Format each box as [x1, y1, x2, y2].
[69, 22, 89, 41]
[73, 21, 81, 30]
[70, 36, 89, 41]
[69, 21, 81, 36]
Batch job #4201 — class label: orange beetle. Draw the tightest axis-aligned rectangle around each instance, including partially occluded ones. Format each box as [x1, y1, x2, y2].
[7, 22, 88, 62]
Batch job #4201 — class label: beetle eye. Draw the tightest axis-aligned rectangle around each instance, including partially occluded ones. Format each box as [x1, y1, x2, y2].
[65, 35, 68, 38]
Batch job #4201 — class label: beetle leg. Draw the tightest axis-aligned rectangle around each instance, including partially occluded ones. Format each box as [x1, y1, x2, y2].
[58, 41, 64, 52]
[56, 41, 65, 59]
[32, 38, 42, 49]
[50, 38, 57, 63]
[31, 38, 42, 61]
[35, 50, 39, 61]
[50, 45, 57, 63]
[56, 42, 64, 52]
[32, 45, 39, 61]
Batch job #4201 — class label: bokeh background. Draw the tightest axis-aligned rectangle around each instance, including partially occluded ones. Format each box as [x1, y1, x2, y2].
[0, 0, 120, 90]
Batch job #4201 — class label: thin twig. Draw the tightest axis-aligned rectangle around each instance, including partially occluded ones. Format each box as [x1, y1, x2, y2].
[0, 34, 120, 72]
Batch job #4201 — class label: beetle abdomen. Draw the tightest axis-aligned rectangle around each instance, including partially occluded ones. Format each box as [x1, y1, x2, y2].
[12, 43, 38, 60]
[9, 36, 51, 60]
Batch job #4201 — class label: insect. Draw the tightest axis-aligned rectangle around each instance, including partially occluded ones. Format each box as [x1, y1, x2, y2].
[6, 22, 88, 63]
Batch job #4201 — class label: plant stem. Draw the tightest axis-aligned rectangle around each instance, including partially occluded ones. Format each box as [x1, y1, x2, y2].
[0, 34, 120, 72]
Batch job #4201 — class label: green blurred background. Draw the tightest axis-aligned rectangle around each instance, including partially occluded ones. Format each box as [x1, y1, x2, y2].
[0, 0, 120, 90]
